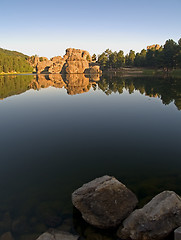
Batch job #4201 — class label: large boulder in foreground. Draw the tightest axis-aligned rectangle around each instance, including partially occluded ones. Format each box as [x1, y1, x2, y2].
[117, 191, 181, 240]
[36, 230, 78, 240]
[72, 175, 138, 229]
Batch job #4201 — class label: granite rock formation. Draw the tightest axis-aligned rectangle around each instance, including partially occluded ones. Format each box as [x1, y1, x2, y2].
[30, 48, 102, 74]
[117, 191, 181, 240]
[72, 175, 138, 229]
[147, 44, 160, 50]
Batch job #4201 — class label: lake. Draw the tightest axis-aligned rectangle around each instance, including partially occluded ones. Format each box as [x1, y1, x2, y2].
[0, 73, 181, 240]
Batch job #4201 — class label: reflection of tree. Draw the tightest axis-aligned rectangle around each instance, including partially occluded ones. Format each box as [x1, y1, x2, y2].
[0, 74, 101, 99]
[1, 74, 181, 111]
[0, 75, 34, 99]
[98, 75, 181, 110]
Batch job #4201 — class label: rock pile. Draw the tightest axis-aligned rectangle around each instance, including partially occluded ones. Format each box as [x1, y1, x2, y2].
[72, 175, 181, 240]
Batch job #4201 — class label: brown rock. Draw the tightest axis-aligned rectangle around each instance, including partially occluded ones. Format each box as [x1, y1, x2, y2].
[72, 175, 138, 229]
[34, 48, 96, 74]
[147, 44, 160, 50]
[117, 191, 181, 240]
[0, 232, 14, 240]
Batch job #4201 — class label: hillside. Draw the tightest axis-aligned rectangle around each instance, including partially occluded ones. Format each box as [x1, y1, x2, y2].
[0, 48, 33, 73]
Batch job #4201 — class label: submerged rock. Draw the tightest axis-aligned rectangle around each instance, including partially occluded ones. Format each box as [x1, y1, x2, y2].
[117, 190, 181, 240]
[72, 175, 138, 229]
[0, 232, 14, 240]
[36, 230, 79, 240]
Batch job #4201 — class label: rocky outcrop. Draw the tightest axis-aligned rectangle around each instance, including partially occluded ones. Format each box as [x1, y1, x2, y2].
[85, 64, 102, 75]
[117, 191, 181, 240]
[62, 48, 91, 74]
[33, 48, 97, 74]
[147, 44, 160, 50]
[72, 175, 138, 229]
[49, 56, 66, 74]
[36, 230, 79, 240]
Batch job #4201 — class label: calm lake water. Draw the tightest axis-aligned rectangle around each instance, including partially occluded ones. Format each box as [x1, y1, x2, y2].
[0, 73, 181, 240]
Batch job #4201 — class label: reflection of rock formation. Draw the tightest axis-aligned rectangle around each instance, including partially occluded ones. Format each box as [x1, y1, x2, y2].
[29, 74, 65, 90]
[64, 74, 91, 95]
[29, 74, 101, 96]
[31, 48, 102, 74]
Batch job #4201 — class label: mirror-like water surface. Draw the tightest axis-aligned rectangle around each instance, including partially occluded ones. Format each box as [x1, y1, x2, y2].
[0, 74, 181, 240]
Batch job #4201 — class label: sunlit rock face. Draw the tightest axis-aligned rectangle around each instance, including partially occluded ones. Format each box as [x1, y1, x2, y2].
[61, 48, 91, 74]
[33, 48, 99, 74]
[147, 44, 160, 50]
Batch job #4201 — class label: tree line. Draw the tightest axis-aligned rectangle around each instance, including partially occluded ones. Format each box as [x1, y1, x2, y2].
[0, 48, 33, 73]
[96, 38, 181, 71]
[97, 75, 181, 110]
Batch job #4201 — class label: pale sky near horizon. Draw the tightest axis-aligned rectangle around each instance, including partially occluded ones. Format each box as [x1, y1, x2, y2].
[0, 0, 181, 58]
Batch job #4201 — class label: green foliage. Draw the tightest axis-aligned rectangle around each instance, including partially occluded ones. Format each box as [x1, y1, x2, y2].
[0, 75, 34, 99]
[163, 39, 178, 70]
[92, 54, 97, 61]
[98, 38, 181, 71]
[98, 49, 125, 70]
[39, 57, 43, 62]
[86, 55, 91, 62]
[126, 50, 135, 66]
[134, 49, 146, 67]
[0, 48, 33, 73]
[98, 75, 181, 110]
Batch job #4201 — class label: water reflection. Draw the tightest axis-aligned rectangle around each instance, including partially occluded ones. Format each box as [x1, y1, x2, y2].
[0, 74, 181, 111]
[98, 75, 181, 110]
[0, 73, 180, 240]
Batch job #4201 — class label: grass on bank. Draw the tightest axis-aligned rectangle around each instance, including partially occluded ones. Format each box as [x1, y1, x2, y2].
[0, 72, 33, 75]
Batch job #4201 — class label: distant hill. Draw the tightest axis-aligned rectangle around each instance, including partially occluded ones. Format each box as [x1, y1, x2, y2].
[0, 48, 33, 73]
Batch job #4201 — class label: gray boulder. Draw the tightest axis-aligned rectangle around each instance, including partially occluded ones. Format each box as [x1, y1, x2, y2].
[117, 191, 181, 240]
[72, 175, 138, 229]
[36, 230, 79, 240]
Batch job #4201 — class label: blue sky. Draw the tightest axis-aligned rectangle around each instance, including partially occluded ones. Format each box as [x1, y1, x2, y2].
[0, 0, 181, 58]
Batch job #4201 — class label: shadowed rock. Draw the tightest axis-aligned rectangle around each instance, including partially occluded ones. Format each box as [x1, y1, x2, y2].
[0, 232, 14, 240]
[117, 191, 181, 240]
[72, 175, 138, 229]
[36, 230, 79, 240]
